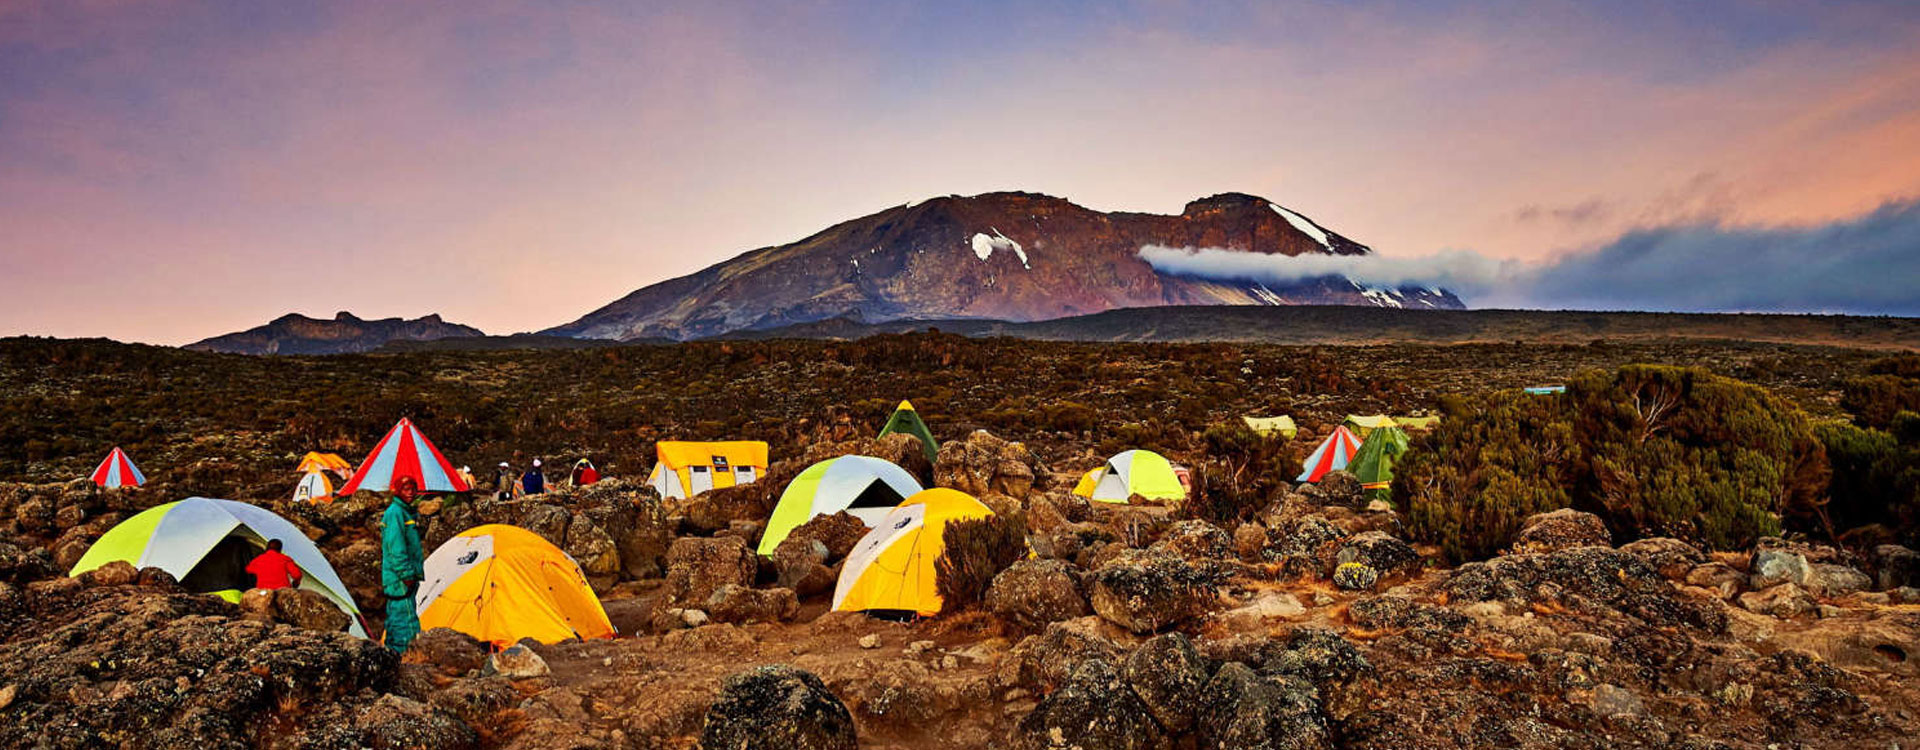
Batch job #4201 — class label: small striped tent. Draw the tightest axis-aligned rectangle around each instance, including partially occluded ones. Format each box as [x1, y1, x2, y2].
[1297, 426, 1363, 483]
[337, 418, 470, 495]
[89, 447, 146, 488]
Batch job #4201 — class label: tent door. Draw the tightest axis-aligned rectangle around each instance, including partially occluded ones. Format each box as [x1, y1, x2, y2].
[734, 466, 757, 485]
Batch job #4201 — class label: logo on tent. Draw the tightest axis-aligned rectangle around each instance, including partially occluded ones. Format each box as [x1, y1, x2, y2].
[457, 550, 479, 565]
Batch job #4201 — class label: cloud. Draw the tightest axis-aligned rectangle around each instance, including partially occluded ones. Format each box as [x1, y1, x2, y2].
[1143, 198, 1920, 315]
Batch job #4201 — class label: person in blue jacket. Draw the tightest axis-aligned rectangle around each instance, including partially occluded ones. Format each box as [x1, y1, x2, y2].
[381, 476, 425, 652]
[522, 458, 546, 495]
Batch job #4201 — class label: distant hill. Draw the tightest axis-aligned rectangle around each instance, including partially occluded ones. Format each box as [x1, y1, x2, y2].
[713, 305, 1920, 350]
[374, 333, 658, 353]
[545, 191, 1461, 341]
[185, 312, 484, 355]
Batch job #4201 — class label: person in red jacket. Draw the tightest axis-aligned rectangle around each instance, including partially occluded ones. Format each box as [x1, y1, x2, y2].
[246, 539, 305, 590]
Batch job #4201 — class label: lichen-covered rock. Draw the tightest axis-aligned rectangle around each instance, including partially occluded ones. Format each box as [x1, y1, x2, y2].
[706, 584, 799, 624]
[1445, 546, 1726, 632]
[934, 430, 1051, 500]
[1152, 520, 1232, 561]
[1121, 632, 1209, 735]
[987, 559, 1089, 630]
[699, 664, 857, 750]
[665, 536, 758, 607]
[80, 559, 138, 587]
[1739, 582, 1818, 617]
[347, 693, 481, 749]
[782, 511, 870, 562]
[1335, 531, 1419, 578]
[1619, 537, 1705, 580]
[1089, 548, 1215, 633]
[1750, 546, 1815, 590]
[1512, 508, 1610, 552]
[997, 618, 1125, 692]
[1333, 562, 1379, 591]
[771, 537, 836, 597]
[1014, 659, 1169, 750]
[1872, 544, 1919, 591]
[1197, 662, 1331, 750]
[272, 586, 353, 632]
[490, 643, 552, 678]
[1316, 471, 1364, 509]
[404, 627, 489, 677]
[1269, 515, 1347, 578]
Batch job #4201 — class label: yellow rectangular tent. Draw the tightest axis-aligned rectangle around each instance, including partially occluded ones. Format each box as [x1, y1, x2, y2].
[1343, 415, 1398, 437]
[1241, 416, 1298, 440]
[647, 441, 769, 499]
[1394, 415, 1441, 431]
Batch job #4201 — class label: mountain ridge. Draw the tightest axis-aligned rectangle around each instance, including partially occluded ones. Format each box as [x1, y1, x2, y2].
[184, 311, 484, 355]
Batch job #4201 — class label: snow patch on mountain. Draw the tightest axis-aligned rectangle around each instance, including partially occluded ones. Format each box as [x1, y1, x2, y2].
[1271, 204, 1332, 249]
[970, 229, 1029, 269]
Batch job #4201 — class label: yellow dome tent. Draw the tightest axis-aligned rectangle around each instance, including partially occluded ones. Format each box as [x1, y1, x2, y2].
[647, 441, 768, 499]
[1240, 416, 1298, 440]
[415, 524, 615, 648]
[296, 452, 354, 477]
[832, 488, 994, 617]
[1071, 449, 1186, 504]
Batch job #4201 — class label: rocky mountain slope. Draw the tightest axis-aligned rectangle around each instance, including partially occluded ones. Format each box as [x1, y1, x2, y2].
[185, 312, 483, 355]
[546, 192, 1462, 341]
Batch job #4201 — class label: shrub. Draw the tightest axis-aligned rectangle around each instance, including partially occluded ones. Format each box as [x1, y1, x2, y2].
[1186, 421, 1298, 526]
[935, 513, 1029, 614]
[1818, 414, 1920, 547]
[1400, 365, 1830, 563]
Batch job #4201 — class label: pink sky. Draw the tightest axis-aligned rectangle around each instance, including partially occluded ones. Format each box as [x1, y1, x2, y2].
[2, 0, 1918, 344]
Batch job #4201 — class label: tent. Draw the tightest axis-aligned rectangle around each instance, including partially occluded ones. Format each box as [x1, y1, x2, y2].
[877, 400, 939, 465]
[1342, 415, 1398, 437]
[1074, 450, 1187, 503]
[1297, 426, 1363, 482]
[832, 488, 994, 617]
[89, 447, 145, 489]
[70, 497, 366, 637]
[1394, 416, 1441, 431]
[1241, 416, 1298, 440]
[292, 471, 333, 503]
[337, 418, 470, 495]
[1524, 386, 1567, 395]
[1349, 426, 1411, 499]
[647, 441, 768, 499]
[1072, 468, 1101, 497]
[759, 456, 923, 556]
[570, 459, 600, 487]
[416, 524, 615, 648]
[296, 452, 354, 477]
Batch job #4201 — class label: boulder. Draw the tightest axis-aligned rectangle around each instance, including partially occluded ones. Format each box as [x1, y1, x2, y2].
[1269, 515, 1347, 578]
[1512, 509, 1610, 552]
[1122, 632, 1210, 735]
[1334, 531, 1420, 578]
[1217, 591, 1306, 632]
[699, 665, 857, 750]
[665, 536, 758, 607]
[1739, 582, 1818, 617]
[934, 430, 1051, 500]
[1808, 563, 1871, 598]
[1152, 520, 1232, 561]
[80, 559, 138, 587]
[273, 587, 352, 633]
[349, 693, 481, 749]
[1445, 546, 1726, 632]
[998, 619, 1125, 692]
[706, 584, 800, 624]
[1872, 544, 1919, 591]
[782, 512, 870, 562]
[1013, 659, 1169, 750]
[986, 559, 1090, 630]
[1619, 537, 1706, 580]
[404, 628, 489, 677]
[1333, 562, 1380, 591]
[1684, 562, 1746, 600]
[1316, 471, 1364, 509]
[1197, 662, 1331, 750]
[1750, 547, 1814, 590]
[0, 537, 56, 584]
[1232, 522, 1269, 563]
[490, 644, 552, 679]
[1089, 548, 1215, 633]
[771, 538, 836, 597]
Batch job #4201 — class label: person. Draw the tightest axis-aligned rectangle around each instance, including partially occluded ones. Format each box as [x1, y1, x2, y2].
[456, 465, 476, 491]
[380, 476, 426, 652]
[245, 538, 304, 590]
[572, 459, 599, 487]
[522, 458, 546, 495]
[495, 462, 517, 501]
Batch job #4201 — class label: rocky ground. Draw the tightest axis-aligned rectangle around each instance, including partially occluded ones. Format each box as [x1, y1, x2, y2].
[3, 427, 1918, 749]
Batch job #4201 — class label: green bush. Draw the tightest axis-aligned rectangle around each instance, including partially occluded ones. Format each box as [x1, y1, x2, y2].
[1818, 414, 1920, 547]
[1186, 422, 1298, 526]
[1400, 365, 1830, 563]
[934, 513, 1029, 614]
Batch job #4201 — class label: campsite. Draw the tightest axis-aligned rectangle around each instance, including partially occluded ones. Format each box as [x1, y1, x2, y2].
[2, 332, 1919, 749]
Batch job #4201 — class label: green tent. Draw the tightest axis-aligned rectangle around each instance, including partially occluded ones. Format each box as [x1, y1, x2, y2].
[877, 400, 938, 465]
[1349, 426, 1410, 502]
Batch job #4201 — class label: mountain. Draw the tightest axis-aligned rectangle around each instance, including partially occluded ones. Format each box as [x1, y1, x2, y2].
[184, 312, 484, 355]
[546, 191, 1463, 341]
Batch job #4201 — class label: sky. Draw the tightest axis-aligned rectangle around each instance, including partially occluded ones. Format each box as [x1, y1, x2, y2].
[3, 0, 1919, 344]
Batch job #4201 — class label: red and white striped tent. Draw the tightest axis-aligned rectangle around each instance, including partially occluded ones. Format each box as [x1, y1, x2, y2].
[337, 418, 470, 495]
[89, 447, 146, 488]
[1296, 426, 1363, 483]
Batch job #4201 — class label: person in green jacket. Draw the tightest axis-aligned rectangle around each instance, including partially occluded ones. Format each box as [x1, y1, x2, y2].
[381, 476, 426, 652]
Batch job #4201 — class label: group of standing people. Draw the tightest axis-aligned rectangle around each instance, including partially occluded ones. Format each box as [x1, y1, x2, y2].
[494, 459, 547, 500]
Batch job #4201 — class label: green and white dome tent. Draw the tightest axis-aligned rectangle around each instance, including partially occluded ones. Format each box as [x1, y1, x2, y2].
[758, 455, 923, 556]
[1076, 449, 1187, 503]
[70, 497, 367, 637]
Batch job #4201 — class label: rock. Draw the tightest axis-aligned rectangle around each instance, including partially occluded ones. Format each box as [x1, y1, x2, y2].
[136, 566, 178, 589]
[934, 429, 1051, 500]
[1585, 683, 1647, 718]
[0, 537, 56, 584]
[998, 619, 1124, 692]
[1333, 562, 1379, 591]
[1089, 548, 1215, 633]
[1893, 586, 1920, 604]
[1346, 594, 1415, 630]
[274, 587, 352, 632]
[1445, 546, 1727, 632]
[665, 536, 758, 607]
[563, 513, 622, 589]
[859, 634, 880, 649]
[699, 665, 857, 750]
[683, 608, 712, 628]
[1771, 612, 1920, 678]
[239, 587, 276, 622]
[1317, 471, 1364, 508]
[1152, 520, 1232, 561]
[80, 559, 138, 587]
[1334, 531, 1420, 577]
[1750, 546, 1814, 590]
[782, 512, 871, 562]
[771, 538, 836, 597]
[51, 538, 88, 571]
[987, 559, 1090, 629]
[1013, 659, 1168, 750]
[490, 644, 551, 679]
[1218, 591, 1306, 631]
[1232, 522, 1268, 563]
[1872, 544, 1919, 591]
[404, 628, 489, 677]
[1197, 662, 1331, 750]
[1684, 562, 1747, 600]
[706, 584, 799, 624]
[1619, 537, 1706, 580]
[1122, 633, 1209, 735]
[1512, 508, 1610, 552]
[1738, 582, 1818, 617]
[1808, 563, 1871, 598]
[1269, 515, 1347, 578]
